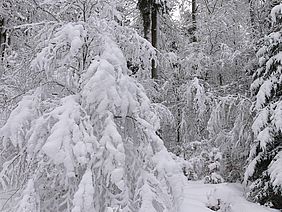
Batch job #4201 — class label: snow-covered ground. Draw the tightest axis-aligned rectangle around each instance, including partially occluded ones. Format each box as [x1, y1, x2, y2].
[0, 182, 279, 211]
[180, 181, 279, 212]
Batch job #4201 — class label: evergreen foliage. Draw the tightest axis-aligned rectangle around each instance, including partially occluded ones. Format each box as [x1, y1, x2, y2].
[244, 4, 282, 209]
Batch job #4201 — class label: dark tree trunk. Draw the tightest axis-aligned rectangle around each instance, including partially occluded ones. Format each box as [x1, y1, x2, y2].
[249, 0, 256, 37]
[151, 2, 158, 79]
[176, 95, 181, 144]
[138, 0, 159, 79]
[138, 0, 151, 41]
[191, 0, 197, 42]
[0, 18, 6, 59]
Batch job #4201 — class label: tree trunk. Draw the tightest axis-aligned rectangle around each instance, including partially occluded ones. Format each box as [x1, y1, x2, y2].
[191, 0, 197, 42]
[151, 2, 158, 79]
[176, 95, 181, 144]
[138, 0, 151, 41]
[138, 0, 159, 79]
[249, 0, 255, 37]
[0, 18, 6, 59]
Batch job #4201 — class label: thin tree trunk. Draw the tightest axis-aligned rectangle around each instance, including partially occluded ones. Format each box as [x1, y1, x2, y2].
[176, 98, 181, 144]
[0, 18, 6, 59]
[191, 0, 197, 42]
[151, 1, 158, 79]
[138, 0, 159, 79]
[249, 0, 256, 37]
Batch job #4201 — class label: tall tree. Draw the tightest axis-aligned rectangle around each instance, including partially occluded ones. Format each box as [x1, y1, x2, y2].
[138, 0, 169, 79]
[0, 0, 186, 211]
[244, 3, 282, 209]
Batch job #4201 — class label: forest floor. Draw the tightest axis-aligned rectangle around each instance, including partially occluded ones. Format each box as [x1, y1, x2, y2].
[0, 182, 279, 211]
[180, 181, 279, 212]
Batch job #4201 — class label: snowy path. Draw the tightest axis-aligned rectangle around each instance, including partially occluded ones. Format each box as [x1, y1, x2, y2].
[0, 183, 280, 212]
[180, 181, 279, 212]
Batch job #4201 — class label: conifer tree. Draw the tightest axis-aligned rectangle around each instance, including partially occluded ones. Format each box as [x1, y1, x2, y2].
[244, 3, 282, 209]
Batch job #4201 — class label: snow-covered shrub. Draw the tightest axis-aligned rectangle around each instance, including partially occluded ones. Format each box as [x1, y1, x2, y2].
[16, 179, 38, 212]
[206, 188, 231, 212]
[173, 77, 212, 148]
[208, 95, 252, 183]
[203, 148, 224, 184]
[159, 67, 251, 182]
[180, 139, 224, 183]
[206, 189, 221, 211]
[179, 93, 252, 183]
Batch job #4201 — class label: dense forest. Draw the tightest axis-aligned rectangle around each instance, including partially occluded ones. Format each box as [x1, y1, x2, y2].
[0, 0, 282, 211]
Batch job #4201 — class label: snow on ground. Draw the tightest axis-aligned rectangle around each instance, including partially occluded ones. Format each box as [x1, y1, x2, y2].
[180, 181, 279, 212]
[0, 182, 280, 212]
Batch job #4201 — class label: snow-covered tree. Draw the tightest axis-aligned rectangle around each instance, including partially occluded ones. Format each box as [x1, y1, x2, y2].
[181, 93, 252, 182]
[207, 95, 252, 182]
[244, 4, 282, 209]
[0, 0, 186, 211]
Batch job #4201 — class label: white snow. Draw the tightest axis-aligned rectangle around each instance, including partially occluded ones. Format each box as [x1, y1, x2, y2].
[273, 101, 282, 132]
[255, 79, 274, 110]
[269, 151, 282, 188]
[72, 169, 95, 212]
[271, 4, 282, 24]
[0, 90, 41, 148]
[257, 127, 272, 151]
[180, 181, 279, 212]
[1, 181, 280, 211]
[16, 179, 37, 212]
[252, 107, 269, 136]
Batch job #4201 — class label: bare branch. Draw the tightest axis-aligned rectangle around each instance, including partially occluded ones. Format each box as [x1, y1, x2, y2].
[32, 0, 59, 22]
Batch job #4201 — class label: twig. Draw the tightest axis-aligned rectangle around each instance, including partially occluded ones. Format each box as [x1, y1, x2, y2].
[1, 187, 21, 211]
[114, 115, 137, 122]
[32, 0, 59, 22]
[44, 80, 76, 95]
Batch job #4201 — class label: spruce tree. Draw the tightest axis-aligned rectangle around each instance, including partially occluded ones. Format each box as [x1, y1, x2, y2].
[244, 3, 282, 209]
